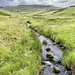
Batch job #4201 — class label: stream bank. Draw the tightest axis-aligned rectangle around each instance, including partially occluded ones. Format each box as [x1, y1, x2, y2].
[27, 23, 72, 75]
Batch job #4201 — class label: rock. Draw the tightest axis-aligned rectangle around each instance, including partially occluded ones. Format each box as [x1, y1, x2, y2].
[65, 65, 71, 71]
[50, 60, 55, 64]
[67, 71, 72, 75]
[53, 42, 56, 45]
[41, 61, 46, 65]
[46, 54, 54, 58]
[43, 65, 46, 68]
[46, 54, 54, 62]
[39, 71, 42, 75]
[45, 47, 51, 52]
[42, 40, 47, 45]
[53, 67, 60, 73]
[57, 60, 61, 64]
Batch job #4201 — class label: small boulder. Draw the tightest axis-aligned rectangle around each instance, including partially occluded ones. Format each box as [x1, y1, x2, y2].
[53, 67, 60, 73]
[45, 47, 51, 52]
[51, 60, 55, 64]
[65, 65, 71, 71]
[46, 54, 54, 59]
[42, 40, 47, 45]
[57, 60, 61, 64]
[41, 61, 46, 65]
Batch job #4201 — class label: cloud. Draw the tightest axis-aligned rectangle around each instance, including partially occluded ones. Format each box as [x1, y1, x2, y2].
[0, 0, 75, 8]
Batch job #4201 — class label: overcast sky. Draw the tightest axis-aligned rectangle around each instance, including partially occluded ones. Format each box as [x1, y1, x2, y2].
[0, 0, 75, 8]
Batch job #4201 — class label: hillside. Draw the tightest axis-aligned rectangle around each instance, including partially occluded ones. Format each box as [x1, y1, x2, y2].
[52, 6, 75, 16]
[3, 5, 59, 13]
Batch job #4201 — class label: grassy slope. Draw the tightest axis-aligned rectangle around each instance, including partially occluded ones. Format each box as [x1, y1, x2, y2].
[53, 7, 75, 16]
[0, 10, 41, 75]
[29, 7, 75, 73]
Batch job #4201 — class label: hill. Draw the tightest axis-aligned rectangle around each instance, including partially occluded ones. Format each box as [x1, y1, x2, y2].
[52, 6, 75, 16]
[3, 5, 59, 13]
[0, 6, 3, 9]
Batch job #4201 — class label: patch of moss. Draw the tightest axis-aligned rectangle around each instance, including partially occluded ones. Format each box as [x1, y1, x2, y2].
[41, 61, 46, 65]
[46, 54, 54, 58]
[45, 47, 51, 52]
[42, 40, 47, 45]
[53, 67, 60, 73]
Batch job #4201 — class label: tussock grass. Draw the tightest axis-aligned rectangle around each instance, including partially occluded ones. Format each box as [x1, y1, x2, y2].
[0, 10, 41, 75]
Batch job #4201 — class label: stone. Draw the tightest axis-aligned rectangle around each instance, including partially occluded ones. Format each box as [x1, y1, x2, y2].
[53, 67, 60, 73]
[45, 47, 51, 52]
[42, 40, 47, 45]
[46, 54, 54, 58]
[41, 61, 46, 65]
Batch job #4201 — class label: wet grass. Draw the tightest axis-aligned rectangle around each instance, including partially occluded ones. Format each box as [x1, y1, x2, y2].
[0, 10, 41, 75]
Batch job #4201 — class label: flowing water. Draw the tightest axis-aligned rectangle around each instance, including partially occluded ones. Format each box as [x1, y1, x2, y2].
[38, 34, 68, 75]
[27, 23, 69, 75]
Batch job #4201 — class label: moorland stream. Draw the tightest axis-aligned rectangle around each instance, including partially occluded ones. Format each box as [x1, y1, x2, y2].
[27, 23, 70, 75]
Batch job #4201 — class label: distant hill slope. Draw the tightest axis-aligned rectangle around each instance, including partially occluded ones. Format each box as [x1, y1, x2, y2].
[52, 6, 75, 16]
[3, 5, 59, 13]
[0, 10, 11, 16]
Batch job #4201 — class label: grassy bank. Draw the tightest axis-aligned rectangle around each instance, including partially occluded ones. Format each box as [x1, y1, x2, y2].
[0, 10, 41, 75]
[29, 7, 75, 74]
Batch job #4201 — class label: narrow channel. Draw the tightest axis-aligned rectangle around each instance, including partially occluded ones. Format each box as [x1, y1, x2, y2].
[27, 23, 68, 75]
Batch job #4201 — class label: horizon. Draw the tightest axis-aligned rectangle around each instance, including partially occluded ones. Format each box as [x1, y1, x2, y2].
[0, 0, 75, 8]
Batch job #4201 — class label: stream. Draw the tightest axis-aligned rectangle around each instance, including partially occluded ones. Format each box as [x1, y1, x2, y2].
[27, 23, 69, 75]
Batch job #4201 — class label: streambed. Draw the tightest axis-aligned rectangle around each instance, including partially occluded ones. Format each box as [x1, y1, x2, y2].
[27, 23, 69, 75]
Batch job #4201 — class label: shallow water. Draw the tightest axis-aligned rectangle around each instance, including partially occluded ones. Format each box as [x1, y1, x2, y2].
[38, 34, 68, 75]
[27, 23, 68, 75]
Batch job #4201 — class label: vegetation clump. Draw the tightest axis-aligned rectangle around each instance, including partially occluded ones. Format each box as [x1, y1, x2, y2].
[0, 10, 41, 75]
[42, 40, 47, 45]
[46, 54, 54, 59]
[41, 61, 46, 65]
[45, 47, 51, 52]
[53, 42, 56, 45]
[53, 67, 60, 73]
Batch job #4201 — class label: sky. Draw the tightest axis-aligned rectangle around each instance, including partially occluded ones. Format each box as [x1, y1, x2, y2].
[0, 0, 75, 8]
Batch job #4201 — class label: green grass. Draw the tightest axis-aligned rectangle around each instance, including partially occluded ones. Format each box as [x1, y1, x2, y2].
[29, 6, 75, 74]
[0, 5, 75, 75]
[0, 10, 41, 75]
[53, 7, 75, 16]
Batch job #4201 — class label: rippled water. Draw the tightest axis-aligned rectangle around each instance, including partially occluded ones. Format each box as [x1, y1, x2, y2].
[38, 34, 68, 75]
[27, 23, 68, 75]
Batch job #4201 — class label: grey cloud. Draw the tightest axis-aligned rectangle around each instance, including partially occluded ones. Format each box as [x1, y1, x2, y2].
[0, 0, 75, 8]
